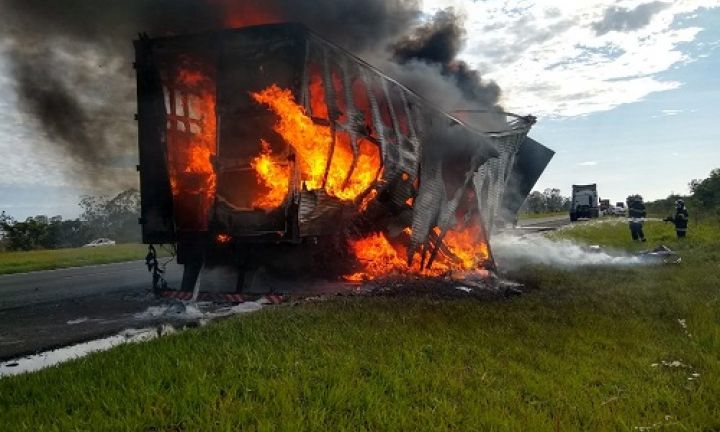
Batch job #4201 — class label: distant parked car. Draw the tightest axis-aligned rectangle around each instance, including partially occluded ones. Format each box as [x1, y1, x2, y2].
[610, 206, 627, 217]
[83, 238, 116, 247]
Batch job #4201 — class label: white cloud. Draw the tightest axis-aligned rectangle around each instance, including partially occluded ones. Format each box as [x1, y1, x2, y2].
[422, 0, 720, 117]
[661, 109, 684, 115]
[579, 161, 598, 166]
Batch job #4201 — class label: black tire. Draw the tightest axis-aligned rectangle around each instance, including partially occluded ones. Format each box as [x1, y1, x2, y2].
[570, 212, 578, 222]
[591, 209, 600, 218]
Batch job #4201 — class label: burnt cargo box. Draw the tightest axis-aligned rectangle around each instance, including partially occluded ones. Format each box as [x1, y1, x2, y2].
[134, 23, 549, 286]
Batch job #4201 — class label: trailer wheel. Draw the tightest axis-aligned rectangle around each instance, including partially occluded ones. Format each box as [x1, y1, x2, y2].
[570, 212, 578, 222]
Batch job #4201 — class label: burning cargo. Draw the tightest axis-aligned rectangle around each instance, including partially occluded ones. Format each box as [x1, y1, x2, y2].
[134, 23, 552, 292]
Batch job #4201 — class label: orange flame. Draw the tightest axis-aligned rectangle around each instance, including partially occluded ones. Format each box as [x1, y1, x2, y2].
[443, 225, 490, 270]
[251, 85, 330, 191]
[346, 224, 490, 281]
[358, 189, 379, 213]
[249, 84, 381, 207]
[345, 232, 409, 281]
[309, 71, 328, 119]
[166, 65, 217, 231]
[250, 139, 291, 209]
[207, 0, 283, 29]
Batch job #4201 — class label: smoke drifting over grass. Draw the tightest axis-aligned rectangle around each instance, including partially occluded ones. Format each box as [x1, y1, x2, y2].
[0, 0, 502, 190]
[491, 233, 646, 269]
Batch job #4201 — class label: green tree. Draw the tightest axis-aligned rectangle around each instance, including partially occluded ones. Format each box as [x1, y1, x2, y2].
[543, 188, 567, 212]
[79, 189, 141, 243]
[690, 168, 720, 211]
[0, 214, 55, 251]
[525, 190, 546, 213]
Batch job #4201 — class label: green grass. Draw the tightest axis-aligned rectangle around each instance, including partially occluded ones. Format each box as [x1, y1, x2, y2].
[551, 217, 719, 254]
[1, 220, 719, 430]
[0, 244, 160, 275]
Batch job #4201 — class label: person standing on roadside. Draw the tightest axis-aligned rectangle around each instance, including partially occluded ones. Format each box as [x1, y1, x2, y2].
[627, 195, 647, 242]
[664, 199, 689, 238]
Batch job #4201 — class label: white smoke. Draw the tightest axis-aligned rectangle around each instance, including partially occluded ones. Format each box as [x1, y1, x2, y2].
[491, 232, 646, 269]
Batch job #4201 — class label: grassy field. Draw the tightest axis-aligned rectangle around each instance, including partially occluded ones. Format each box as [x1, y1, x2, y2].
[0, 244, 162, 275]
[551, 217, 718, 253]
[1, 220, 719, 430]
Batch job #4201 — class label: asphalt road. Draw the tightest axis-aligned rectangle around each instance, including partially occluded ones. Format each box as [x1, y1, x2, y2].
[0, 261, 182, 310]
[0, 259, 346, 361]
[0, 261, 183, 360]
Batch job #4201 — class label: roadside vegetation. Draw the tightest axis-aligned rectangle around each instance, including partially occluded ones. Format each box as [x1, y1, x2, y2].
[520, 187, 571, 216]
[0, 189, 140, 252]
[645, 168, 720, 220]
[1, 217, 718, 430]
[0, 189, 157, 274]
[0, 243, 161, 275]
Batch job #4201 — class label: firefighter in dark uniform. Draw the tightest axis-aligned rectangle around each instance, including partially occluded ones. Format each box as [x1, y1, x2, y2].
[664, 199, 689, 238]
[627, 195, 647, 242]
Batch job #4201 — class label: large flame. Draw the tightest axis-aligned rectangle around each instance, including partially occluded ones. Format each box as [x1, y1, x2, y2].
[442, 225, 490, 270]
[345, 232, 410, 281]
[161, 55, 490, 279]
[248, 85, 488, 280]
[346, 224, 490, 281]
[249, 84, 381, 207]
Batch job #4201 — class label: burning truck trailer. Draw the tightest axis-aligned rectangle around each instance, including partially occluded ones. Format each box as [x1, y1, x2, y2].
[134, 23, 553, 295]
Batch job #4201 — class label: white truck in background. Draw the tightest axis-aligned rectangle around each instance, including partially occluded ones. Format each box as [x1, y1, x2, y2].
[570, 184, 600, 221]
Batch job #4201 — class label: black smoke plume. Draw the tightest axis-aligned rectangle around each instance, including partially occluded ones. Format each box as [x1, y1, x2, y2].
[0, 1, 502, 189]
[392, 9, 501, 110]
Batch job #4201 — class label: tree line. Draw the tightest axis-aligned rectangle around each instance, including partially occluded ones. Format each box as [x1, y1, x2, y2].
[0, 189, 140, 252]
[519, 168, 720, 219]
[521, 188, 571, 214]
[645, 168, 720, 219]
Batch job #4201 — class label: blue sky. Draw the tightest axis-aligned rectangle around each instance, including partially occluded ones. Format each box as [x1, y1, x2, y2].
[0, 0, 718, 219]
[427, 0, 720, 203]
[531, 6, 720, 203]
[532, 21, 720, 201]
